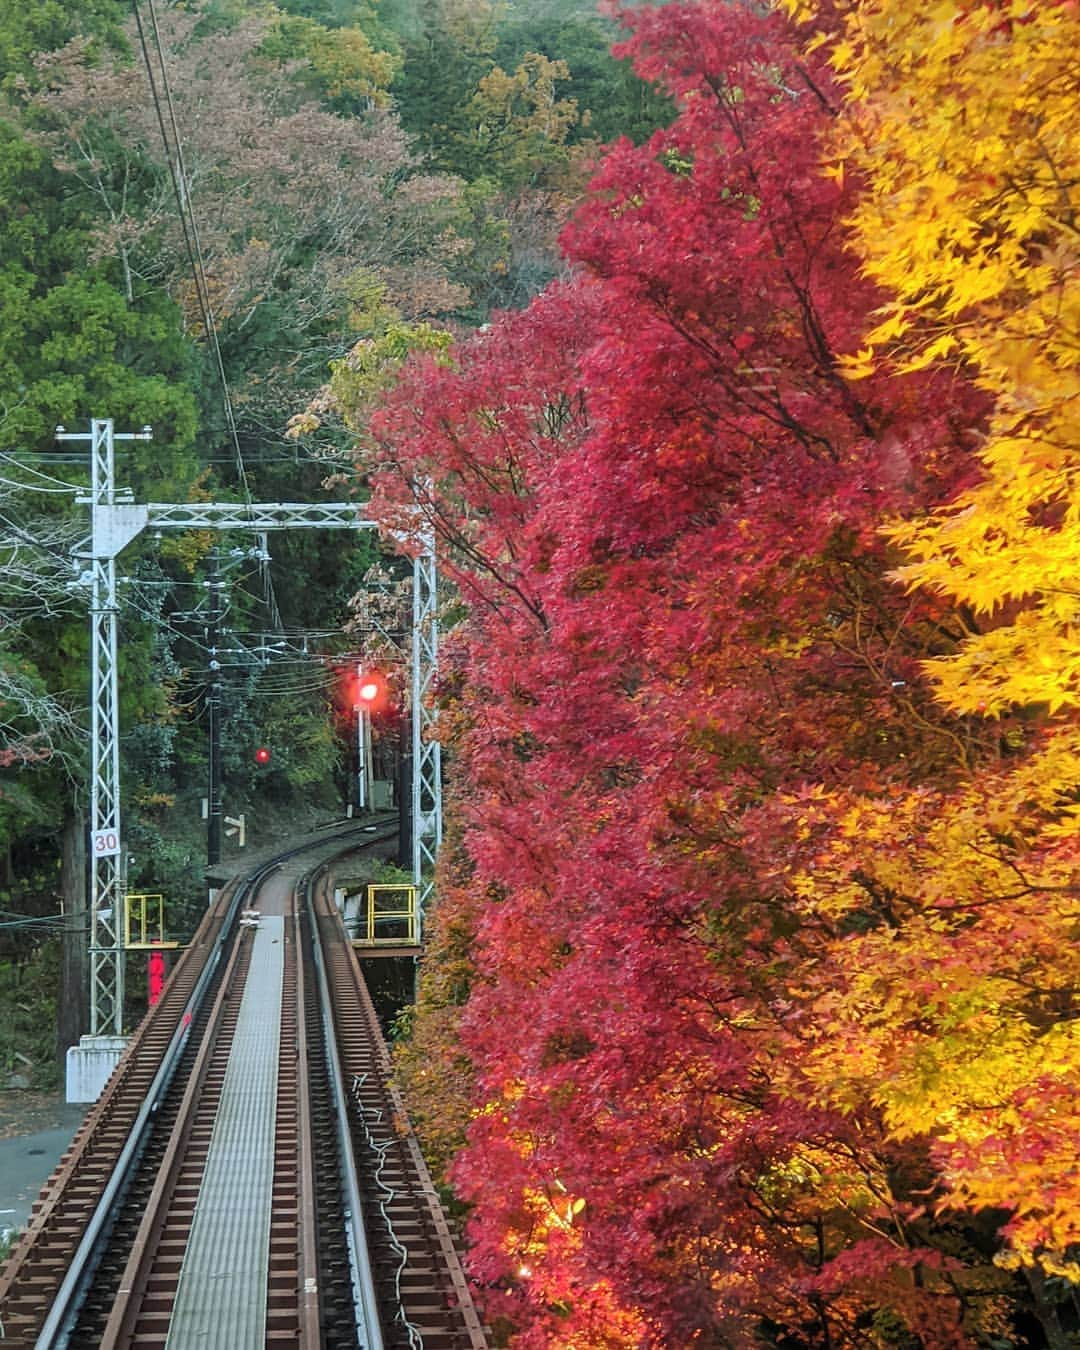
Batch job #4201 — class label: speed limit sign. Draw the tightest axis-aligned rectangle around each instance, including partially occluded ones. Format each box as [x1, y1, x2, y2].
[91, 828, 121, 857]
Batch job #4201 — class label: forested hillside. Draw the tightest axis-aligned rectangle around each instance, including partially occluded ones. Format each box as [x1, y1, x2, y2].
[0, 0, 662, 1065]
[2, 0, 1078, 1345]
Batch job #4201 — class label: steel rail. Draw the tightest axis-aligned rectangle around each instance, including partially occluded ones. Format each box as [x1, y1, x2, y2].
[2, 819, 434, 1349]
[34, 871, 261, 1349]
[310, 869, 489, 1349]
[0, 880, 239, 1338]
[305, 873, 386, 1350]
[81, 825, 399, 1346]
[95, 917, 254, 1345]
[24, 815, 391, 1344]
[293, 899, 323, 1348]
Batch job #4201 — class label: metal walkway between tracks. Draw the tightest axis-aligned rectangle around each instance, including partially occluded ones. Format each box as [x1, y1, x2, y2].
[166, 916, 284, 1349]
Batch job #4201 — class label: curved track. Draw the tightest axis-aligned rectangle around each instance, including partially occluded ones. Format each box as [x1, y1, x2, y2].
[0, 825, 487, 1350]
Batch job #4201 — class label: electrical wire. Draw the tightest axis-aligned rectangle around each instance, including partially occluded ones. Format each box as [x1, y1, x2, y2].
[0, 913, 70, 931]
[130, 0, 286, 636]
[130, 0, 250, 501]
[118, 593, 344, 700]
[0, 510, 80, 565]
[0, 473, 79, 495]
[0, 449, 83, 489]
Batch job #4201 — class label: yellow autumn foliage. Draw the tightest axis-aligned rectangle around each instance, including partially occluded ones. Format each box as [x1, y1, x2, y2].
[790, 0, 1080, 717]
[786, 725, 1080, 1277]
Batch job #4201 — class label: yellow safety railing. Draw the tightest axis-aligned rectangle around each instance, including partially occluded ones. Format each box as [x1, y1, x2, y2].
[355, 884, 419, 946]
[123, 893, 179, 950]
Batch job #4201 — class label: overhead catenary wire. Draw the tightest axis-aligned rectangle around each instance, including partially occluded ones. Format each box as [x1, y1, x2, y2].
[0, 471, 80, 496]
[0, 473, 77, 495]
[0, 914, 68, 930]
[118, 593, 343, 698]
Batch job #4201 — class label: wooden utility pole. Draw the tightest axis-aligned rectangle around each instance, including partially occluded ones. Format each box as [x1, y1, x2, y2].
[57, 808, 88, 1057]
[206, 546, 223, 866]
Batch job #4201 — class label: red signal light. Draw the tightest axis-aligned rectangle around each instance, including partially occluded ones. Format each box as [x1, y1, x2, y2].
[254, 746, 272, 765]
[354, 669, 388, 711]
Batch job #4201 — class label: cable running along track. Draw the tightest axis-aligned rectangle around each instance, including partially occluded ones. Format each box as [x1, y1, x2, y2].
[0, 825, 487, 1349]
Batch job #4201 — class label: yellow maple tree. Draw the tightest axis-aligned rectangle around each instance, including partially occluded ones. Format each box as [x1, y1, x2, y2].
[775, 0, 1080, 1288]
[785, 731, 1080, 1277]
[784, 0, 1080, 718]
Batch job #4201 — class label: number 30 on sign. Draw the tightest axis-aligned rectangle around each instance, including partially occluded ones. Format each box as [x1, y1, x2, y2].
[92, 829, 121, 857]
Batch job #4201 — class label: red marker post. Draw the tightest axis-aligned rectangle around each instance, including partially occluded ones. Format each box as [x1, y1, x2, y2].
[148, 947, 166, 1005]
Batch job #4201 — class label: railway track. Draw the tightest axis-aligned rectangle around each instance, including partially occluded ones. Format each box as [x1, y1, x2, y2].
[0, 825, 487, 1350]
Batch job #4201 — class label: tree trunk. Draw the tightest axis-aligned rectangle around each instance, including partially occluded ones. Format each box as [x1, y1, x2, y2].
[56, 809, 88, 1059]
[1026, 1265, 1072, 1350]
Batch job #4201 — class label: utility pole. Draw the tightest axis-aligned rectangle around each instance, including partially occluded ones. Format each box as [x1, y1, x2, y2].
[59, 419, 152, 1079]
[206, 546, 223, 865]
[355, 664, 368, 814]
[411, 533, 441, 932]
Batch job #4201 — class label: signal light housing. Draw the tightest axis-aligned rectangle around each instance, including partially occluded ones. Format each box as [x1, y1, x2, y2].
[354, 669, 388, 713]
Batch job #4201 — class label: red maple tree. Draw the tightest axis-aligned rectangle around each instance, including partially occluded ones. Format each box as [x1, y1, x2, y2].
[359, 1, 1075, 1343]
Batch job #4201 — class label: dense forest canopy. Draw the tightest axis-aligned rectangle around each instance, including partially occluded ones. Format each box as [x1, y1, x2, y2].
[2, 0, 1079, 1345]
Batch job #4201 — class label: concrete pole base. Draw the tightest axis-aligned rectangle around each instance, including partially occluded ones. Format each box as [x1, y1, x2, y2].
[65, 1034, 127, 1103]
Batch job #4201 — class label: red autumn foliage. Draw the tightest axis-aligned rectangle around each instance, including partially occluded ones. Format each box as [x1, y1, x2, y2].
[366, 1, 1077, 1344]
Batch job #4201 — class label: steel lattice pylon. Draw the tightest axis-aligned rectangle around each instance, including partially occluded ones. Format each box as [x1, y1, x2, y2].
[61, 420, 152, 1034]
[412, 537, 441, 930]
[62, 419, 442, 1037]
[87, 548, 124, 1034]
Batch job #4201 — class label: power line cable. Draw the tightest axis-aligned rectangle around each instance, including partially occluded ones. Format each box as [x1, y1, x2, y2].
[0, 474, 79, 494]
[0, 510, 79, 565]
[129, 5, 203, 343]
[141, 3, 289, 638]
[137, 0, 252, 505]
[0, 451, 82, 490]
[131, 1, 285, 637]
[0, 913, 70, 931]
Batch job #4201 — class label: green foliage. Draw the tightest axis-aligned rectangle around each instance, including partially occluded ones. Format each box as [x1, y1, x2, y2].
[0, 944, 61, 1087]
[454, 51, 579, 189]
[392, 0, 500, 174]
[0, 772, 46, 840]
[220, 673, 341, 799]
[270, 0, 379, 29]
[0, 119, 199, 839]
[258, 12, 397, 112]
[328, 319, 454, 434]
[392, 0, 672, 177]
[369, 858, 412, 886]
[0, 121, 199, 464]
[492, 11, 673, 146]
[0, 0, 127, 87]
[124, 820, 206, 943]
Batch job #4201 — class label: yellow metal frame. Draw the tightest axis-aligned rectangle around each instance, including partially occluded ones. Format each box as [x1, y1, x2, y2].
[356, 883, 418, 947]
[123, 893, 179, 950]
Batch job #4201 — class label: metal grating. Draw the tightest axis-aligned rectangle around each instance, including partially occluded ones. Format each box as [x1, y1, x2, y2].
[166, 916, 284, 1349]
